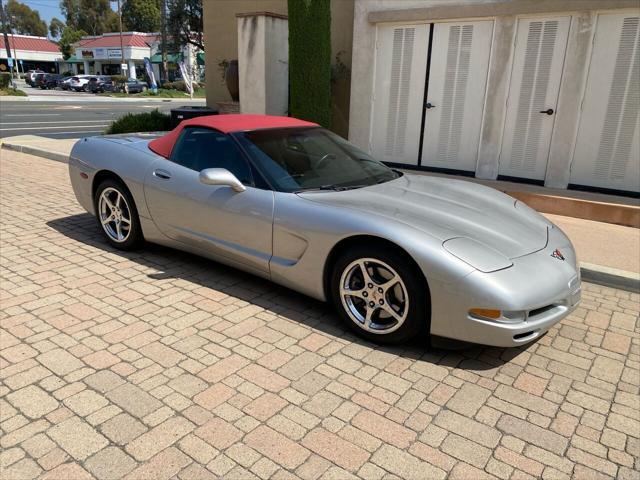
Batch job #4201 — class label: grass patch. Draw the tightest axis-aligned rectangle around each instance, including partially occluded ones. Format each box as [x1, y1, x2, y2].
[106, 109, 171, 134]
[0, 87, 27, 97]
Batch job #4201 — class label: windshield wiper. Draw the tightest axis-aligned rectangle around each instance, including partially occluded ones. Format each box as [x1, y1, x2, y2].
[294, 184, 366, 193]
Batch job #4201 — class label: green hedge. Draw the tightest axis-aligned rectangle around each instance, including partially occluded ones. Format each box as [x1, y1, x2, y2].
[0, 73, 11, 88]
[288, 0, 332, 128]
[106, 109, 171, 134]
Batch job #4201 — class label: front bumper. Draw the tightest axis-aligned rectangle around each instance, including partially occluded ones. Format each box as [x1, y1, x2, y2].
[429, 226, 581, 347]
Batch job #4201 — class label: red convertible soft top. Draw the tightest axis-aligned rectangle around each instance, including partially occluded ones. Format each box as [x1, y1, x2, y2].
[148, 114, 319, 159]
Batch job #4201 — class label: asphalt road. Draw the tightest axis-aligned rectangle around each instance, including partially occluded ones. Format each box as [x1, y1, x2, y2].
[0, 99, 203, 140]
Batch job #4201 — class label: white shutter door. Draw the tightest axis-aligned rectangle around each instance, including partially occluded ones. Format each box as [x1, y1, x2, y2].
[498, 17, 570, 180]
[420, 20, 494, 172]
[570, 14, 640, 193]
[371, 24, 429, 165]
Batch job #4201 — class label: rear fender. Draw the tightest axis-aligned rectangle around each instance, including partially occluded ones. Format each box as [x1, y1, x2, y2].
[69, 137, 160, 219]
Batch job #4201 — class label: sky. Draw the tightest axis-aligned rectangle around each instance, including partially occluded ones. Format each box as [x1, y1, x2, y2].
[20, 0, 118, 26]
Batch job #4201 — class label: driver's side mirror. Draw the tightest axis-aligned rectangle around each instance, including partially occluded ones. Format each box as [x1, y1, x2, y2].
[199, 168, 246, 192]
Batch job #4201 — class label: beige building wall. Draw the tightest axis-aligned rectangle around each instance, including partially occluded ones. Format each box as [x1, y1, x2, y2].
[203, 0, 354, 136]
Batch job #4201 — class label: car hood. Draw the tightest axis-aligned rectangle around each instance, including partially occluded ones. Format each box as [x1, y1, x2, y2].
[298, 174, 549, 259]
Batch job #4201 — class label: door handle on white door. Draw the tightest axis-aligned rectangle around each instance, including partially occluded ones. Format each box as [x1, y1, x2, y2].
[539, 108, 554, 115]
[425, 102, 436, 109]
[153, 169, 171, 180]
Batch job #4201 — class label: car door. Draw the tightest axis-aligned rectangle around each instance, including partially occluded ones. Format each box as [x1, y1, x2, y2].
[143, 127, 274, 275]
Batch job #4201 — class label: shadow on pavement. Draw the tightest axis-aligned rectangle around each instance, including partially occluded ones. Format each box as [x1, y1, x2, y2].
[47, 213, 535, 370]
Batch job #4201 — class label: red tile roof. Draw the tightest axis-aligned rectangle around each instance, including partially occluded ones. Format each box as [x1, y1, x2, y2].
[76, 33, 160, 49]
[149, 115, 320, 159]
[0, 35, 60, 53]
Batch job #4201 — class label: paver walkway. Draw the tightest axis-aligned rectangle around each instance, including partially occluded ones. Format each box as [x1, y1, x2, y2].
[1, 150, 639, 480]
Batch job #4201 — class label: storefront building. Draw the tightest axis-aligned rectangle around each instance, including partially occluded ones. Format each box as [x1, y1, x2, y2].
[0, 34, 65, 74]
[71, 32, 204, 82]
[71, 32, 160, 79]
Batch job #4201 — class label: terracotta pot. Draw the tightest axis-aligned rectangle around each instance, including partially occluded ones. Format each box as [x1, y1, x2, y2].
[225, 60, 240, 102]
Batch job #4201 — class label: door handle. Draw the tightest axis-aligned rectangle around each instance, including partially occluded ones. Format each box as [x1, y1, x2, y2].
[153, 169, 171, 180]
[540, 108, 554, 115]
[425, 102, 436, 109]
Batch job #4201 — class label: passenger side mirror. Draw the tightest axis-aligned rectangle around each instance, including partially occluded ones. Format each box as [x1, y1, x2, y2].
[199, 168, 246, 192]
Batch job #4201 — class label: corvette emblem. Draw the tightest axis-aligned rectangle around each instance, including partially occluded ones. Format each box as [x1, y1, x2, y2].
[551, 249, 565, 261]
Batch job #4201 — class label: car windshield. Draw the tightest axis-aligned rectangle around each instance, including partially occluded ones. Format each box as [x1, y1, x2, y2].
[237, 127, 400, 192]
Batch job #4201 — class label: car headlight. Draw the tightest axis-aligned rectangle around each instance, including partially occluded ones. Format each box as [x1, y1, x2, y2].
[443, 237, 513, 273]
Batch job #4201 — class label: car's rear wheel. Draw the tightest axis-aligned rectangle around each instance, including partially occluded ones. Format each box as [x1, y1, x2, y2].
[94, 179, 143, 250]
[330, 246, 428, 344]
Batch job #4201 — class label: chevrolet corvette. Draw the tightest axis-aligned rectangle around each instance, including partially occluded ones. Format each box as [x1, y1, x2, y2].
[69, 114, 581, 346]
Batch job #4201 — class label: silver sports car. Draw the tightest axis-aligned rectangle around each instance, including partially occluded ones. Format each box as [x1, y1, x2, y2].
[69, 114, 581, 347]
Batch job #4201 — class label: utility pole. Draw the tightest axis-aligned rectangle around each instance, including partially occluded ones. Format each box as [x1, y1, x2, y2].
[117, 0, 125, 77]
[160, 0, 167, 83]
[0, 0, 15, 87]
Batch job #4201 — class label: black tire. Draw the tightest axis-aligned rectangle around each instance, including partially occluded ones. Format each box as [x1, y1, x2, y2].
[93, 179, 144, 250]
[330, 245, 429, 344]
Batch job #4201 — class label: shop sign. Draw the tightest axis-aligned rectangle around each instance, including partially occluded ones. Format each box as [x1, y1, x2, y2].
[81, 50, 94, 58]
[109, 49, 123, 59]
[94, 48, 107, 60]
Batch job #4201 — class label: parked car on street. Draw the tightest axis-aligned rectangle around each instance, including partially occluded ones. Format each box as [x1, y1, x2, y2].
[31, 73, 46, 87]
[36, 73, 64, 89]
[25, 70, 44, 86]
[58, 76, 74, 90]
[87, 76, 113, 93]
[68, 114, 582, 348]
[70, 75, 91, 92]
[103, 78, 148, 94]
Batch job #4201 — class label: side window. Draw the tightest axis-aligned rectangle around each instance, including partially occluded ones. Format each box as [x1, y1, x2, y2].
[170, 127, 252, 184]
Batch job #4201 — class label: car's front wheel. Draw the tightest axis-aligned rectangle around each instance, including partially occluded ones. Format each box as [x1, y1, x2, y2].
[330, 246, 428, 344]
[94, 179, 143, 250]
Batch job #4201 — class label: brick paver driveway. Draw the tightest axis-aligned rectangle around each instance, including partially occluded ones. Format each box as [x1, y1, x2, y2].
[1, 150, 638, 480]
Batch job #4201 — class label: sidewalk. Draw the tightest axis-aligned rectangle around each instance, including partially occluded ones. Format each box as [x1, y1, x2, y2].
[1, 134, 638, 290]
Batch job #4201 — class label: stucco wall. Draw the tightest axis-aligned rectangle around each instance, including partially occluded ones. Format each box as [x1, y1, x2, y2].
[203, 0, 354, 135]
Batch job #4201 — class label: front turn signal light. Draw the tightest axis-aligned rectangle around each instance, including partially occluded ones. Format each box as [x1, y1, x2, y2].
[469, 308, 502, 320]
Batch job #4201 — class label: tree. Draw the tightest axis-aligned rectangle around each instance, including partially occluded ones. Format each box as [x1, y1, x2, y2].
[6, 0, 47, 37]
[166, 0, 203, 51]
[49, 17, 65, 38]
[60, 0, 80, 30]
[60, 0, 118, 35]
[122, 0, 160, 32]
[288, 0, 331, 127]
[59, 26, 86, 59]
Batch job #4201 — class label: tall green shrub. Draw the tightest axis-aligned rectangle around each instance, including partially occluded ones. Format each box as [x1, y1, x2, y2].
[288, 0, 331, 128]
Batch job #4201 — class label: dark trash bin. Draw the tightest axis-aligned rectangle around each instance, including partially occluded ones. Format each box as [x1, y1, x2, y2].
[170, 106, 219, 128]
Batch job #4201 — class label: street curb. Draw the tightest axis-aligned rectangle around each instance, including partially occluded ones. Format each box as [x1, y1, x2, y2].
[1, 142, 68, 164]
[580, 263, 640, 293]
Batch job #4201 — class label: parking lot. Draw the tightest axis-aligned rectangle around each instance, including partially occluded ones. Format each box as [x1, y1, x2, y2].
[0, 150, 638, 480]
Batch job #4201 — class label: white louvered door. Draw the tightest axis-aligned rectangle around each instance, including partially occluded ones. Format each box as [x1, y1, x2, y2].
[371, 24, 429, 165]
[420, 21, 494, 171]
[570, 13, 640, 193]
[498, 17, 570, 180]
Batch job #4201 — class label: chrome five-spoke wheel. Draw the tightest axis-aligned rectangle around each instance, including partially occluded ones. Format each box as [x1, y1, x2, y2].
[339, 258, 409, 334]
[98, 187, 132, 243]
